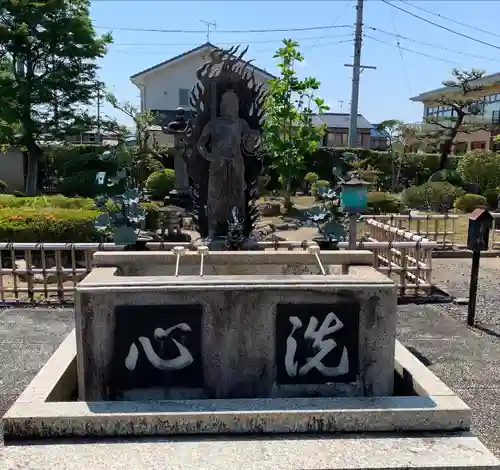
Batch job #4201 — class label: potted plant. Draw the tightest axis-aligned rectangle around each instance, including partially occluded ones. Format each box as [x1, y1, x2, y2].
[306, 159, 357, 250]
[307, 187, 348, 250]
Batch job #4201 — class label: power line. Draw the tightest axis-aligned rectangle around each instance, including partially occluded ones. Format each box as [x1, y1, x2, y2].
[95, 24, 354, 34]
[366, 26, 500, 64]
[387, 8, 412, 98]
[110, 33, 354, 47]
[109, 38, 353, 56]
[398, 0, 500, 40]
[254, 38, 351, 54]
[381, 0, 500, 51]
[312, 0, 354, 47]
[364, 34, 458, 65]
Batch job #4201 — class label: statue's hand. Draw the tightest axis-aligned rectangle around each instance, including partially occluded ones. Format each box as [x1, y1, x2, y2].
[244, 131, 260, 151]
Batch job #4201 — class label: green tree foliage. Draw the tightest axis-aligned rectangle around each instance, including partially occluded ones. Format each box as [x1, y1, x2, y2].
[421, 68, 490, 171]
[375, 119, 403, 191]
[0, 0, 112, 195]
[106, 93, 164, 184]
[457, 150, 500, 192]
[263, 39, 329, 211]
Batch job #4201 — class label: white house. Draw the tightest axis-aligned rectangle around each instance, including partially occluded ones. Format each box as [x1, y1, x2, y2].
[130, 42, 276, 146]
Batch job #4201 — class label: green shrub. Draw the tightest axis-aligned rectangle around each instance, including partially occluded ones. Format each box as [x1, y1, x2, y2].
[0, 180, 7, 193]
[57, 170, 105, 198]
[0, 207, 100, 242]
[142, 202, 160, 230]
[457, 150, 500, 192]
[454, 194, 488, 212]
[483, 188, 500, 209]
[145, 169, 175, 200]
[311, 179, 330, 196]
[402, 182, 465, 212]
[0, 194, 93, 209]
[367, 192, 401, 214]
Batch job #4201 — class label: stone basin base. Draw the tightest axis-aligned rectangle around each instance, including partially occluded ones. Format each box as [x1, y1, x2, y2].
[1, 330, 473, 439]
[3, 330, 499, 469]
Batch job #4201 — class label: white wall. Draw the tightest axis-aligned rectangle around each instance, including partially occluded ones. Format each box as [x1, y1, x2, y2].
[0, 148, 25, 192]
[138, 49, 271, 111]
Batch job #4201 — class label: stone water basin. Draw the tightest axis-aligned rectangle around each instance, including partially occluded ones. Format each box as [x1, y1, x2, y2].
[75, 250, 396, 402]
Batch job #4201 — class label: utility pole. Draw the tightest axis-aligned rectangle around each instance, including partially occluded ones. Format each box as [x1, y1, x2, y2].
[345, 0, 376, 148]
[338, 100, 344, 114]
[200, 20, 216, 42]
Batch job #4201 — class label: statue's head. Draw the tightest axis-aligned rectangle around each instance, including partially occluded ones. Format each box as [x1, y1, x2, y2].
[220, 90, 239, 118]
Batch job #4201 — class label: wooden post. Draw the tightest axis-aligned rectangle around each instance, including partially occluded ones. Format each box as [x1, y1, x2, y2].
[467, 249, 481, 327]
[348, 214, 357, 249]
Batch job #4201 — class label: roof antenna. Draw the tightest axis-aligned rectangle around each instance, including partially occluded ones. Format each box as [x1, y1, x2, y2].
[200, 20, 216, 43]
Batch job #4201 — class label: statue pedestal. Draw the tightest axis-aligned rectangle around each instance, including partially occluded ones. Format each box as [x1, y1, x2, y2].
[194, 237, 259, 251]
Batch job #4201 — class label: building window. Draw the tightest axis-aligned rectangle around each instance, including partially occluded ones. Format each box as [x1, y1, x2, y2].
[454, 142, 468, 155]
[179, 88, 189, 106]
[471, 141, 486, 151]
[327, 132, 347, 147]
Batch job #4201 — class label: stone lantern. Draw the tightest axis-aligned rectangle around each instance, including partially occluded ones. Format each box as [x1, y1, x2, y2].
[162, 107, 190, 209]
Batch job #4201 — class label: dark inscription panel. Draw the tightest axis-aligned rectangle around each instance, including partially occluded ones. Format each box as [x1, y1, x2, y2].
[112, 304, 203, 392]
[276, 302, 359, 385]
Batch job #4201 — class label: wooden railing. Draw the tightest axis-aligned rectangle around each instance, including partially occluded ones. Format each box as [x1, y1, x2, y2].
[361, 214, 457, 248]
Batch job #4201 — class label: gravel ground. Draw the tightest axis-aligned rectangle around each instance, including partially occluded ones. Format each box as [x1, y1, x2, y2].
[431, 257, 500, 336]
[0, 308, 74, 445]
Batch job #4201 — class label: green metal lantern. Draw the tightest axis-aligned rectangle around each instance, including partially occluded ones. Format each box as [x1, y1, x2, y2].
[341, 176, 370, 214]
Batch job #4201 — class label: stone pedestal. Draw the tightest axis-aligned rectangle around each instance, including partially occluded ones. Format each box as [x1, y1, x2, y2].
[74, 251, 397, 401]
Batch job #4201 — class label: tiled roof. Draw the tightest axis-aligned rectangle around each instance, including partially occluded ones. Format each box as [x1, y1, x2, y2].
[311, 113, 373, 129]
[151, 110, 374, 130]
[131, 42, 276, 80]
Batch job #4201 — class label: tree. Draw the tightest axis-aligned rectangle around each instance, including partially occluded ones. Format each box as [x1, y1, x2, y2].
[263, 39, 329, 211]
[0, 56, 18, 146]
[0, 0, 112, 195]
[106, 93, 164, 185]
[376, 119, 403, 191]
[421, 68, 489, 172]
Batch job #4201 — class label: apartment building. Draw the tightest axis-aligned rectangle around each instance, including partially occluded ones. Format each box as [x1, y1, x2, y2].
[410, 72, 500, 154]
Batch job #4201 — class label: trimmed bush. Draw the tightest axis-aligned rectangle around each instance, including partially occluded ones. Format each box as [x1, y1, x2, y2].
[0, 197, 160, 241]
[454, 194, 488, 212]
[142, 202, 160, 231]
[0, 194, 94, 209]
[457, 150, 500, 192]
[483, 188, 500, 209]
[402, 182, 465, 213]
[145, 169, 175, 200]
[0, 207, 100, 242]
[311, 180, 330, 198]
[367, 192, 401, 214]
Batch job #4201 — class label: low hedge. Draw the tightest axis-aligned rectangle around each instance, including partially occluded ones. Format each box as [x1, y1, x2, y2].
[0, 207, 100, 242]
[0, 194, 94, 209]
[0, 197, 161, 242]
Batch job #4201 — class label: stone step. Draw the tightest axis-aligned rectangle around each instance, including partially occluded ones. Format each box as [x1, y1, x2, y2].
[2, 433, 499, 469]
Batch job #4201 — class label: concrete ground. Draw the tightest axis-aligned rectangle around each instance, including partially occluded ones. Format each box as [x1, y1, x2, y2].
[1, 258, 500, 459]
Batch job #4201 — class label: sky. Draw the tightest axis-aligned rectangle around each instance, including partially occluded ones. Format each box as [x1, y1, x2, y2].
[89, 0, 500, 127]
